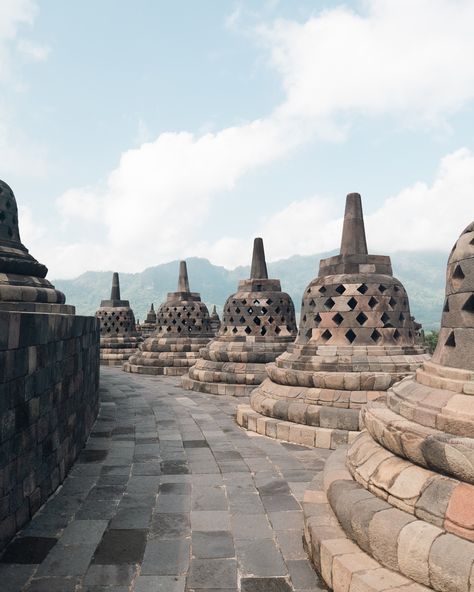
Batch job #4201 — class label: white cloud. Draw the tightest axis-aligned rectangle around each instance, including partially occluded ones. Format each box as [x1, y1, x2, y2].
[0, 0, 38, 79]
[17, 38, 49, 62]
[31, 0, 474, 276]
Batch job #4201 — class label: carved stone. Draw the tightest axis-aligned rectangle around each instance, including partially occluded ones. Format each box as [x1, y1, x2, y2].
[304, 220, 474, 592]
[123, 261, 214, 375]
[237, 194, 428, 444]
[182, 238, 297, 396]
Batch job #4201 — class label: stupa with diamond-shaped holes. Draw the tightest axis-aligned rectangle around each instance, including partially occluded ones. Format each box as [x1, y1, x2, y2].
[95, 272, 141, 365]
[139, 302, 157, 337]
[182, 237, 298, 396]
[123, 260, 214, 375]
[303, 219, 474, 592]
[210, 305, 221, 335]
[237, 193, 428, 446]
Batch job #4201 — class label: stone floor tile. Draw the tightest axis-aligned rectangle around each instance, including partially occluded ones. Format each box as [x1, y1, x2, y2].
[231, 514, 273, 540]
[59, 520, 109, 546]
[83, 564, 137, 586]
[190, 511, 231, 531]
[92, 529, 147, 564]
[192, 530, 235, 559]
[187, 558, 238, 589]
[0, 536, 57, 564]
[0, 564, 36, 590]
[150, 513, 191, 539]
[134, 575, 186, 592]
[141, 538, 190, 576]
[25, 577, 80, 591]
[235, 539, 287, 577]
[240, 577, 293, 591]
[35, 542, 95, 576]
[287, 559, 324, 589]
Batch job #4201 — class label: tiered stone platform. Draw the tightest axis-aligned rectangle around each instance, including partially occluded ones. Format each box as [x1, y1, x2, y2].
[124, 261, 214, 376]
[95, 272, 141, 365]
[182, 238, 297, 396]
[0, 179, 100, 552]
[304, 220, 474, 591]
[238, 194, 427, 447]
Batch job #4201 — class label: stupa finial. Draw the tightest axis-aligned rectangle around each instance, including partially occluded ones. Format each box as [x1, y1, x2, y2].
[340, 193, 368, 256]
[111, 272, 121, 300]
[178, 260, 190, 292]
[250, 237, 268, 279]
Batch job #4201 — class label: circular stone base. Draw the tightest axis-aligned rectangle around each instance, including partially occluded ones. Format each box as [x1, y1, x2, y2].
[236, 404, 360, 449]
[122, 361, 191, 376]
[181, 375, 253, 397]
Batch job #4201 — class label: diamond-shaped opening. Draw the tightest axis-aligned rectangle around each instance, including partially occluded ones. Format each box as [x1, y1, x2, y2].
[260, 326, 267, 336]
[357, 284, 368, 294]
[268, 316, 274, 323]
[332, 312, 344, 326]
[371, 329, 381, 343]
[275, 326, 281, 334]
[314, 313, 322, 325]
[247, 307, 253, 314]
[235, 307, 241, 313]
[239, 316, 245, 324]
[319, 286, 327, 294]
[393, 329, 400, 341]
[302, 314, 307, 322]
[229, 317, 234, 323]
[445, 331, 456, 347]
[308, 300, 315, 307]
[462, 294, 474, 312]
[306, 288, 311, 294]
[356, 312, 368, 325]
[261, 307, 268, 314]
[245, 326, 252, 334]
[232, 327, 238, 333]
[470, 237, 474, 245]
[177, 326, 182, 333]
[253, 299, 260, 305]
[335, 284, 346, 295]
[305, 328, 312, 339]
[394, 285, 400, 292]
[253, 316, 261, 326]
[381, 312, 390, 325]
[275, 306, 281, 313]
[368, 296, 378, 309]
[167, 326, 172, 332]
[452, 264, 465, 289]
[389, 297, 397, 309]
[399, 313, 405, 322]
[443, 298, 450, 312]
[345, 329, 357, 343]
[266, 298, 273, 305]
[324, 298, 335, 310]
[347, 297, 357, 310]
[321, 329, 332, 341]
[379, 284, 387, 293]
[172, 319, 177, 325]
[242, 299, 247, 305]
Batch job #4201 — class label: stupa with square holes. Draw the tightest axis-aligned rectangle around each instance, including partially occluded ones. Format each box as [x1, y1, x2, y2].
[303, 219, 474, 592]
[123, 260, 214, 375]
[237, 194, 428, 447]
[0, 179, 100, 551]
[182, 238, 298, 396]
[95, 272, 141, 365]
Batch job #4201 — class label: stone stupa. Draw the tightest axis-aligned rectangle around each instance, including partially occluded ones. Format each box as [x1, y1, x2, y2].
[95, 272, 141, 365]
[140, 302, 157, 337]
[182, 237, 298, 396]
[210, 305, 221, 335]
[304, 220, 474, 592]
[123, 260, 214, 375]
[238, 194, 428, 447]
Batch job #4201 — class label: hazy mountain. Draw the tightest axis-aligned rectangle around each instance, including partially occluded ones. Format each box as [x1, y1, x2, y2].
[53, 250, 447, 331]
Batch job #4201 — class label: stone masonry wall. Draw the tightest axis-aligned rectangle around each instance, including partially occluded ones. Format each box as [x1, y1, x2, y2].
[0, 312, 100, 551]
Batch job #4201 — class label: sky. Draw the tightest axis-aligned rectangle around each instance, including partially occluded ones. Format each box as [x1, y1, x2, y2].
[1, 0, 474, 279]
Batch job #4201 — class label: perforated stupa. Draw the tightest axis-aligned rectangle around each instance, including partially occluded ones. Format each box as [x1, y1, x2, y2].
[123, 260, 214, 375]
[238, 193, 428, 446]
[303, 220, 474, 592]
[95, 272, 141, 365]
[210, 305, 221, 335]
[182, 237, 298, 396]
[139, 303, 157, 337]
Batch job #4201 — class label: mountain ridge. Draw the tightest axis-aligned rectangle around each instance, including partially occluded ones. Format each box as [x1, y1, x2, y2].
[53, 250, 447, 330]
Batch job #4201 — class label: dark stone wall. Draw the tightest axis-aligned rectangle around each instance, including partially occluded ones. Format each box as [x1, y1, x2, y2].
[0, 312, 100, 551]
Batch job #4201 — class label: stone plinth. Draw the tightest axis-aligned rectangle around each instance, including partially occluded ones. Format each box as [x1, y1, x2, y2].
[304, 220, 474, 592]
[124, 261, 214, 376]
[238, 194, 427, 445]
[0, 179, 100, 552]
[182, 238, 297, 396]
[95, 272, 141, 365]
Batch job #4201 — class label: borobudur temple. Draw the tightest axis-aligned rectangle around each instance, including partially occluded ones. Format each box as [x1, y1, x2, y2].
[303, 219, 474, 592]
[123, 260, 214, 376]
[182, 237, 297, 396]
[237, 193, 428, 447]
[95, 272, 141, 365]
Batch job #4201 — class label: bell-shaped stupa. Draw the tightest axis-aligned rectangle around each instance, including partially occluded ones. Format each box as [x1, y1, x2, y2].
[304, 220, 474, 592]
[0, 180, 71, 313]
[124, 260, 214, 375]
[238, 194, 428, 446]
[139, 302, 157, 337]
[210, 305, 221, 335]
[182, 238, 298, 396]
[95, 272, 141, 365]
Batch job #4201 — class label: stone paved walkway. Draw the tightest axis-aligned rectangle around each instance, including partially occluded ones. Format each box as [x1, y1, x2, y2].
[1, 368, 329, 592]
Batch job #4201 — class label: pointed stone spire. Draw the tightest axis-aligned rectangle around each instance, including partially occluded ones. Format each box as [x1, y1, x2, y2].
[110, 272, 121, 300]
[178, 260, 190, 292]
[250, 237, 268, 279]
[340, 193, 368, 256]
[151, 303, 155, 312]
[212, 305, 217, 315]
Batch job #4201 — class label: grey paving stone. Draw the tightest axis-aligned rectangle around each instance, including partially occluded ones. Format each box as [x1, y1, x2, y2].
[231, 514, 273, 540]
[240, 577, 292, 592]
[59, 520, 109, 546]
[191, 511, 231, 531]
[35, 543, 95, 576]
[235, 539, 287, 577]
[109, 507, 153, 529]
[159, 483, 192, 495]
[187, 558, 237, 589]
[134, 575, 185, 592]
[25, 577, 80, 591]
[0, 536, 57, 564]
[151, 513, 191, 539]
[141, 539, 190, 575]
[192, 530, 235, 559]
[261, 495, 301, 512]
[287, 559, 323, 589]
[92, 529, 147, 564]
[268, 511, 304, 531]
[191, 486, 228, 511]
[84, 564, 137, 586]
[156, 494, 192, 513]
[0, 564, 36, 590]
[275, 530, 307, 560]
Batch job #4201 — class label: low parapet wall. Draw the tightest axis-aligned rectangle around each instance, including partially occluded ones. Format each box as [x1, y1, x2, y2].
[0, 311, 100, 551]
